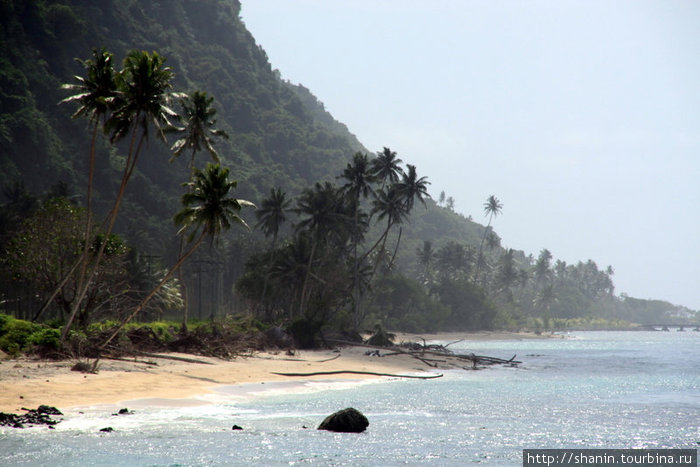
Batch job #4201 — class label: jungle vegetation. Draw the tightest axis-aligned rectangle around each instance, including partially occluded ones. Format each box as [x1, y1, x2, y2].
[0, 0, 696, 353]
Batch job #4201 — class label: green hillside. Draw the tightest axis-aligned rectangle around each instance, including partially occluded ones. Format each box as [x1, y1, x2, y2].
[1, 0, 695, 342]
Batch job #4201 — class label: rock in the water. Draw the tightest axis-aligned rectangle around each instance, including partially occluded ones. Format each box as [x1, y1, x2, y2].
[231, 425, 243, 430]
[100, 427, 114, 432]
[317, 408, 369, 433]
[37, 405, 62, 415]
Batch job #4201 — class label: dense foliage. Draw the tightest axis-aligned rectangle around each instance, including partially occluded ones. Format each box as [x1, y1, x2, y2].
[0, 0, 696, 349]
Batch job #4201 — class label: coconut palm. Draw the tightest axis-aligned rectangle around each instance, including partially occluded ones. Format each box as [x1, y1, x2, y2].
[255, 187, 291, 316]
[101, 163, 253, 349]
[371, 147, 403, 188]
[339, 152, 374, 327]
[53, 48, 117, 327]
[168, 90, 228, 329]
[295, 182, 353, 317]
[169, 90, 228, 167]
[364, 185, 410, 265]
[475, 195, 503, 283]
[63, 50, 181, 342]
[396, 164, 430, 212]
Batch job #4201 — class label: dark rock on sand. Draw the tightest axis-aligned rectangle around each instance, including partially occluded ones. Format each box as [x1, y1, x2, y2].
[0, 405, 63, 428]
[318, 408, 369, 433]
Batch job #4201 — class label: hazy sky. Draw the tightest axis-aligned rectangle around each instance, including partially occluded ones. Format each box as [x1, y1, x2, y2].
[241, 1, 700, 310]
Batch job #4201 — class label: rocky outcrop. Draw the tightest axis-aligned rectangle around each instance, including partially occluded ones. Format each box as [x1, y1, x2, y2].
[0, 405, 63, 428]
[317, 408, 369, 433]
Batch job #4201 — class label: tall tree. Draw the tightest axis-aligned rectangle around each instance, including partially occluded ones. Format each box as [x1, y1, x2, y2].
[101, 163, 253, 349]
[169, 90, 228, 168]
[169, 90, 228, 329]
[63, 50, 181, 342]
[56, 48, 117, 326]
[371, 147, 403, 188]
[339, 152, 374, 329]
[397, 164, 430, 212]
[255, 187, 291, 316]
[475, 194, 503, 283]
[295, 182, 352, 317]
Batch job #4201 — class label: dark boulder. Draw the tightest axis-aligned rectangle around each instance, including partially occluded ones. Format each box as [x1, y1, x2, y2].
[317, 408, 369, 433]
[37, 405, 62, 415]
[231, 425, 243, 430]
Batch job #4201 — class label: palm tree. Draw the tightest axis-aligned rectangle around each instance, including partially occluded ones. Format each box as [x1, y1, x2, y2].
[396, 164, 430, 212]
[416, 240, 433, 286]
[255, 187, 291, 316]
[53, 48, 116, 327]
[101, 163, 253, 349]
[365, 185, 410, 265]
[534, 249, 553, 285]
[339, 152, 374, 328]
[169, 90, 228, 329]
[295, 182, 352, 317]
[371, 147, 403, 188]
[63, 50, 181, 342]
[169, 90, 228, 167]
[475, 194, 503, 283]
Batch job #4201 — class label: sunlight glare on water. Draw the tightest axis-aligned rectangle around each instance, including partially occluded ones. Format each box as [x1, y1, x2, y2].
[1, 331, 698, 466]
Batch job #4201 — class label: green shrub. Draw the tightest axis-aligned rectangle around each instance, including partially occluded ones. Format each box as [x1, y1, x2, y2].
[28, 328, 61, 350]
[0, 313, 11, 333]
[0, 317, 41, 355]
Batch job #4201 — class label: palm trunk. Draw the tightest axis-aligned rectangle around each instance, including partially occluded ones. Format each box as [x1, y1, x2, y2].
[62, 119, 143, 342]
[298, 238, 318, 318]
[71, 120, 99, 321]
[259, 232, 277, 320]
[101, 230, 205, 350]
[178, 149, 199, 331]
[474, 215, 493, 282]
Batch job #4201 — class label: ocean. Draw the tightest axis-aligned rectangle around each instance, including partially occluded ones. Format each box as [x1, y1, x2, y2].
[1, 331, 698, 466]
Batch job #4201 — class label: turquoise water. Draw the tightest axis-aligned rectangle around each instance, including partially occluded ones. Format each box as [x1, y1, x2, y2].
[1, 331, 698, 466]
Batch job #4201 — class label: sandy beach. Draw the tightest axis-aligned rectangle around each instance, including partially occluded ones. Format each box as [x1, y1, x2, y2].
[0, 331, 547, 413]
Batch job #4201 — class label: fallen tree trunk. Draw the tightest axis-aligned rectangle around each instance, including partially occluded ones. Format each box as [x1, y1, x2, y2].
[271, 370, 443, 379]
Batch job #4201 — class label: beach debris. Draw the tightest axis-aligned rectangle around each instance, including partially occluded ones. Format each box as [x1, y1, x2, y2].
[318, 408, 369, 433]
[365, 325, 395, 347]
[71, 360, 98, 373]
[99, 427, 114, 432]
[0, 405, 63, 428]
[326, 337, 521, 370]
[231, 425, 243, 430]
[271, 370, 442, 379]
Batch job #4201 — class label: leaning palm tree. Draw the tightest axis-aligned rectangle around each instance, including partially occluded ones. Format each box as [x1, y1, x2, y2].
[294, 182, 352, 317]
[44, 49, 117, 326]
[101, 163, 253, 349]
[339, 152, 374, 327]
[255, 187, 291, 316]
[169, 90, 228, 329]
[475, 194, 503, 283]
[63, 50, 181, 342]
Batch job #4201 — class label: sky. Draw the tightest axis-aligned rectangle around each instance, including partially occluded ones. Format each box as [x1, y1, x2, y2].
[240, 1, 700, 310]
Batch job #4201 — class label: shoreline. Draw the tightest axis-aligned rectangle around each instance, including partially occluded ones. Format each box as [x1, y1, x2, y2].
[0, 331, 546, 414]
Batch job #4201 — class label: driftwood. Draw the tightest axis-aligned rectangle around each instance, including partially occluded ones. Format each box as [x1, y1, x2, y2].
[133, 352, 215, 365]
[102, 355, 159, 366]
[325, 338, 521, 369]
[271, 370, 443, 379]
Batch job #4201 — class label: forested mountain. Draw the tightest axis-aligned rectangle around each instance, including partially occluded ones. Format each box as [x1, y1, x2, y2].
[1, 0, 695, 339]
